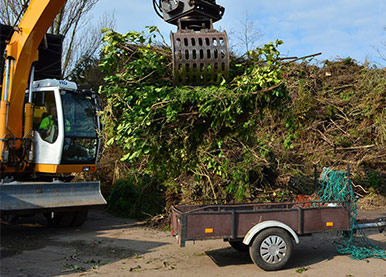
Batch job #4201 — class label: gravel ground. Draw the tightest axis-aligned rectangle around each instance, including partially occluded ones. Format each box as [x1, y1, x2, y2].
[1, 209, 385, 277]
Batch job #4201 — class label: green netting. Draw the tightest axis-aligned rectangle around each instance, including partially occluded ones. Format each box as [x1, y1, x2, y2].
[317, 167, 386, 260]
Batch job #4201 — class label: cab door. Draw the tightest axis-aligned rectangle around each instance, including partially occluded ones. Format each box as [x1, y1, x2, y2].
[32, 87, 64, 166]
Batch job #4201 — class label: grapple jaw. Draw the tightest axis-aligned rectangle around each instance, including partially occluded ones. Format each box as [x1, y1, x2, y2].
[171, 30, 229, 84]
[155, 0, 230, 84]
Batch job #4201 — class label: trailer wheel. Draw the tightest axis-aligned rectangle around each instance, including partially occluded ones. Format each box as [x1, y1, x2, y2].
[229, 240, 249, 252]
[249, 228, 293, 271]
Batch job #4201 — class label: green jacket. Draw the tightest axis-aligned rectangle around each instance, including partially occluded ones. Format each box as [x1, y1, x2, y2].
[39, 115, 55, 130]
[39, 115, 71, 131]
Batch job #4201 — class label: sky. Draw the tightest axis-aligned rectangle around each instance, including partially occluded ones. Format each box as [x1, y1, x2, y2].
[92, 0, 386, 66]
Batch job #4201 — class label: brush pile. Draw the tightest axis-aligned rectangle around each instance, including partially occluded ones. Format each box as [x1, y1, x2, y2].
[95, 27, 386, 217]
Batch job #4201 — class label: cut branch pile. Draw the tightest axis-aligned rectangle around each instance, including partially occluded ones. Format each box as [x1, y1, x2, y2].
[95, 28, 386, 217]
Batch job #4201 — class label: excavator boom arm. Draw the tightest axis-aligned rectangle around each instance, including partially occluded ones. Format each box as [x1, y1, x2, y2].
[0, 0, 66, 165]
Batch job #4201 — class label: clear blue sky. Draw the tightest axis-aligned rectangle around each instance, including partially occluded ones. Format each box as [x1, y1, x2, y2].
[92, 0, 386, 66]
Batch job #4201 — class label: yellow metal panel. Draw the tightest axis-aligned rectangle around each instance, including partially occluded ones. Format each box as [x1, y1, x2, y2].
[0, 101, 8, 159]
[1, 0, 66, 148]
[34, 164, 98, 174]
[24, 102, 34, 139]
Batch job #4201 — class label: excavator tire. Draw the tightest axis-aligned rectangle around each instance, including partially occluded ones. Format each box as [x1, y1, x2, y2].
[71, 210, 88, 227]
[44, 209, 88, 227]
[45, 211, 75, 227]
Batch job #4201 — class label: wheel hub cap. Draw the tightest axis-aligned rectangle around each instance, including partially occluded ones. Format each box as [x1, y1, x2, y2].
[260, 235, 287, 264]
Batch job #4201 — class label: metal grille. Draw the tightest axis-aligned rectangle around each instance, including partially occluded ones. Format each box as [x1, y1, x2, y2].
[171, 30, 229, 85]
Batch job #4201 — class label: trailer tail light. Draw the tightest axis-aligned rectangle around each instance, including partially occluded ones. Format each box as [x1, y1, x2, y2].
[326, 222, 334, 227]
[205, 228, 214, 234]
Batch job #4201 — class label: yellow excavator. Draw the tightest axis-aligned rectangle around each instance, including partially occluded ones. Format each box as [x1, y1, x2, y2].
[0, 0, 229, 226]
[0, 0, 106, 226]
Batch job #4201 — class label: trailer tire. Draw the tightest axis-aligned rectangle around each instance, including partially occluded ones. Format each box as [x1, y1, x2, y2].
[229, 240, 249, 252]
[249, 228, 293, 271]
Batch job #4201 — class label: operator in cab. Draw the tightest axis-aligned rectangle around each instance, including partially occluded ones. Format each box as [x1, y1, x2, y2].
[38, 106, 58, 143]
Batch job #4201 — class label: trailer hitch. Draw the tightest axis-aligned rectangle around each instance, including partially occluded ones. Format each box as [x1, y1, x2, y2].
[355, 218, 386, 233]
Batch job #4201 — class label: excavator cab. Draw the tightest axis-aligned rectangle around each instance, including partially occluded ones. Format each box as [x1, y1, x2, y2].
[153, 0, 229, 84]
[30, 79, 101, 173]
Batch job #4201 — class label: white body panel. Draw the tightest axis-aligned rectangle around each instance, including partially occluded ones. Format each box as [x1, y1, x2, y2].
[32, 79, 77, 91]
[33, 87, 64, 165]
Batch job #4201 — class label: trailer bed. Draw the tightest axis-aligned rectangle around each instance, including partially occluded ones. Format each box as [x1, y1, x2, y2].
[171, 201, 351, 247]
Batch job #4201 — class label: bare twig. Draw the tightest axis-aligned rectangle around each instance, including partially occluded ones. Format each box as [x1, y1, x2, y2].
[351, 180, 369, 194]
[329, 119, 349, 136]
[335, 145, 375, 151]
[314, 128, 334, 146]
[281, 52, 322, 64]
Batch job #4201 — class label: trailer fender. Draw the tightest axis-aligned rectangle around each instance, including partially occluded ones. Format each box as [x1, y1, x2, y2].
[242, 220, 300, 246]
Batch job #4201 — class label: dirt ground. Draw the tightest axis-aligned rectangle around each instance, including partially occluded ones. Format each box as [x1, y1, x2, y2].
[1, 209, 385, 277]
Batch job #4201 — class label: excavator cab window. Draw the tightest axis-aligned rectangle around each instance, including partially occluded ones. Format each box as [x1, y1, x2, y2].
[32, 90, 58, 143]
[60, 90, 99, 164]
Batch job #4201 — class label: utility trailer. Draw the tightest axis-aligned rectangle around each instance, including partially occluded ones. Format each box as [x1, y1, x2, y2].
[171, 201, 386, 271]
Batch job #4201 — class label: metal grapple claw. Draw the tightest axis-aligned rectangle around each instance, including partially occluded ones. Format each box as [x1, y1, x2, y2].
[154, 0, 229, 84]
